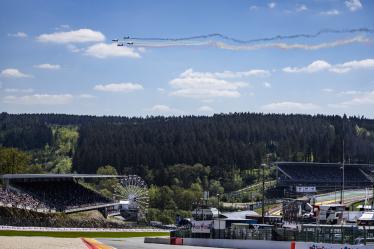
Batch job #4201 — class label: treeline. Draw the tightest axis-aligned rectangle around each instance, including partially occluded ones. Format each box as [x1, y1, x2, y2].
[0, 113, 52, 150]
[72, 113, 374, 175]
[2, 112, 374, 178]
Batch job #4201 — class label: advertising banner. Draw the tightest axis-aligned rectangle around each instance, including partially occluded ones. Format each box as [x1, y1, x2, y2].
[191, 220, 213, 233]
[296, 242, 366, 249]
[296, 186, 317, 193]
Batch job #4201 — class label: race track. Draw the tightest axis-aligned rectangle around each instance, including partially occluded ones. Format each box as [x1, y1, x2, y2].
[270, 189, 372, 215]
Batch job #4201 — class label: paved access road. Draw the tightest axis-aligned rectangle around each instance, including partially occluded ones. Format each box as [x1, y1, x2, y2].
[269, 189, 372, 215]
[97, 237, 228, 249]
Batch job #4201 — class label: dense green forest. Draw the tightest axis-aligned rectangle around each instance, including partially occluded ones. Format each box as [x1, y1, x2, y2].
[2, 111, 374, 190]
[2, 112, 374, 173]
[1, 111, 374, 222]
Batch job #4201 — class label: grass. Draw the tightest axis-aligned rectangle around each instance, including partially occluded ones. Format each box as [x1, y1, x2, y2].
[0, 230, 170, 238]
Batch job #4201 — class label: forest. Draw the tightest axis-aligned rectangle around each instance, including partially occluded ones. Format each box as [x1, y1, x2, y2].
[2, 112, 374, 173]
[1, 112, 374, 222]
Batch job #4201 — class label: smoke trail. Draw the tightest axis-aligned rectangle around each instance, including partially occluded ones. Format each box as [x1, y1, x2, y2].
[130, 36, 371, 51]
[214, 36, 371, 51]
[127, 28, 374, 44]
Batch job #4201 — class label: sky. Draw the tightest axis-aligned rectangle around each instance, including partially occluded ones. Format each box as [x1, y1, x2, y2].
[0, 0, 374, 117]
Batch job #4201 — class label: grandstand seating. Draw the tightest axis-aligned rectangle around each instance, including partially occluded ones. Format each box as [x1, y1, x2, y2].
[277, 162, 373, 189]
[0, 188, 48, 211]
[12, 180, 112, 211]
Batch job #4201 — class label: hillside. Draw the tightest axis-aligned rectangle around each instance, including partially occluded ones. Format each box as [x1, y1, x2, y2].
[2, 112, 374, 175]
[2, 112, 374, 220]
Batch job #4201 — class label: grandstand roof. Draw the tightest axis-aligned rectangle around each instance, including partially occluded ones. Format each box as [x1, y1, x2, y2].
[0, 174, 124, 180]
[275, 162, 374, 167]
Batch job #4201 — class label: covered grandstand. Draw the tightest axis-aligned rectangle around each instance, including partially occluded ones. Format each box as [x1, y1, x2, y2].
[0, 174, 120, 213]
[276, 162, 374, 195]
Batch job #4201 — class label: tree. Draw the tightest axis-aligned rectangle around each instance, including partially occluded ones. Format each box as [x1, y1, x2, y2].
[97, 165, 118, 175]
[209, 180, 224, 196]
[96, 165, 119, 197]
[0, 147, 31, 174]
[26, 164, 45, 174]
[52, 157, 72, 173]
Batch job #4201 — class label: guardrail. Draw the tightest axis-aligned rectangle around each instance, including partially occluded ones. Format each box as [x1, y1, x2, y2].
[0, 225, 170, 232]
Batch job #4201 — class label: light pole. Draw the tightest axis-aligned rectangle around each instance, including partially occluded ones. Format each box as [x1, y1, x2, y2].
[372, 183, 374, 210]
[261, 163, 266, 224]
[340, 140, 345, 205]
[217, 194, 220, 239]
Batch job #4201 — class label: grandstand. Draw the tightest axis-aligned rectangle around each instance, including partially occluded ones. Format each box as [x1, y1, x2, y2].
[0, 174, 120, 214]
[276, 162, 374, 195]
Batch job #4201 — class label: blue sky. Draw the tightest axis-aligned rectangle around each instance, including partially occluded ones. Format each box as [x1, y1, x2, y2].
[0, 0, 374, 117]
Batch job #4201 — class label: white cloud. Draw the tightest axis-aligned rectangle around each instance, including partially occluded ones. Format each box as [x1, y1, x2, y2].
[250, 5, 258, 11]
[151, 104, 172, 112]
[8, 32, 27, 38]
[180, 68, 270, 79]
[34, 63, 61, 70]
[330, 91, 374, 108]
[56, 24, 70, 30]
[37, 29, 105, 43]
[262, 101, 319, 112]
[322, 88, 334, 93]
[150, 104, 182, 115]
[215, 69, 270, 78]
[330, 59, 374, 73]
[3, 94, 73, 105]
[263, 82, 272, 88]
[198, 106, 214, 112]
[85, 43, 140, 59]
[296, 4, 307, 12]
[94, 82, 143, 93]
[157, 88, 166, 93]
[345, 0, 362, 12]
[137, 47, 146, 53]
[1, 68, 32, 78]
[169, 69, 249, 99]
[67, 44, 82, 53]
[337, 90, 363, 95]
[283, 59, 374, 74]
[320, 9, 340, 16]
[4, 88, 34, 93]
[268, 2, 276, 9]
[283, 60, 331, 73]
[78, 94, 95, 99]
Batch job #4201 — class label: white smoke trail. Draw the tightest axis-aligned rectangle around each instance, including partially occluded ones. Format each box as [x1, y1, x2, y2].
[129, 28, 374, 43]
[128, 36, 371, 51]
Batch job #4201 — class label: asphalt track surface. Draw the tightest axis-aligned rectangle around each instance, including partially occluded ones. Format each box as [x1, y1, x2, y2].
[97, 237, 227, 249]
[269, 189, 371, 215]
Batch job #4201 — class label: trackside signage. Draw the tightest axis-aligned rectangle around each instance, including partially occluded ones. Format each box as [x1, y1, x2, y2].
[296, 186, 317, 193]
[296, 242, 370, 249]
[191, 220, 213, 233]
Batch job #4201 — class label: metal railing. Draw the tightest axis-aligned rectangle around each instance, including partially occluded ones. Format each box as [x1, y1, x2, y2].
[175, 225, 374, 245]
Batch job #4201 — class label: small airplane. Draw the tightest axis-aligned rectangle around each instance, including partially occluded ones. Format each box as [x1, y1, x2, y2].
[124, 36, 130, 39]
[127, 42, 134, 45]
[112, 39, 119, 42]
[117, 43, 124, 46]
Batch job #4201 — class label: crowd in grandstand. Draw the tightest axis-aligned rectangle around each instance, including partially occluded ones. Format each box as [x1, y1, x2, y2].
[13, 180, 112, 211]
[0, 188, 48, 211]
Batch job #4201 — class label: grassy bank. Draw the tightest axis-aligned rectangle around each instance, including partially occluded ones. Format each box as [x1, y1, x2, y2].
[0, 230, 169, 238]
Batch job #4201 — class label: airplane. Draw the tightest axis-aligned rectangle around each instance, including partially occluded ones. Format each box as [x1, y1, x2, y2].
[112, 39, 119, 42]
[124, 36, 130, 39]
[117, 43, 124, 46]
[127, 42, 134, 45]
